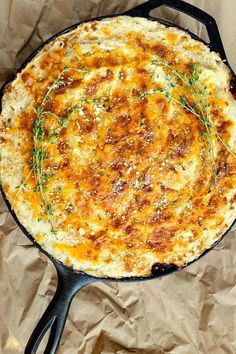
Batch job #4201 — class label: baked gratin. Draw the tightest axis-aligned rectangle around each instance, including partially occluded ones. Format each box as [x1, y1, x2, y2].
[0, 16, 236, 278]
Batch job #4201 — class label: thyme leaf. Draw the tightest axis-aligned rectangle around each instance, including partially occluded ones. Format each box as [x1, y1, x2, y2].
[148, 58, 236, 183]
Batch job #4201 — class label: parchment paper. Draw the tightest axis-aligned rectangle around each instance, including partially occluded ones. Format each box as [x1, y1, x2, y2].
[1, 1, 236, 353]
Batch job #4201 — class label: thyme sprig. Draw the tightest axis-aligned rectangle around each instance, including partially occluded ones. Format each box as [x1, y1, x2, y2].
[149, 59, 236, 182]
[12, 167, 35, 205]
[32, 66, 91, 230]
[12, 66, 91, 231]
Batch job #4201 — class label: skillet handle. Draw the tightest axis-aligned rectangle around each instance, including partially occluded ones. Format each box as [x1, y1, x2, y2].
[123, 0, 227, 61]
[24, 262, 95, 354]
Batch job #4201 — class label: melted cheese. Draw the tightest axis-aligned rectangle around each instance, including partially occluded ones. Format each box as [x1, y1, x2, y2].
[0, 16, 236, 278]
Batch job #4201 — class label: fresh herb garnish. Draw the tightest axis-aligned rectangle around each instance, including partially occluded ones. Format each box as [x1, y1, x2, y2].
[138, 90, 148, 100]
[149, 59, 236, 183]
[30, 66, 90, 230]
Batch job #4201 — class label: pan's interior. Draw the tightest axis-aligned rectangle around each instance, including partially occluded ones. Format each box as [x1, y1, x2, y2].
[1, 13, 236, 281]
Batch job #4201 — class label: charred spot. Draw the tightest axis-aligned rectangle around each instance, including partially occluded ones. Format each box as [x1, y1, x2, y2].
[40, 50, 64, 71]
[89, 230, 106, 248]
[147, 239, 164, 250]
[106, 105, 113, 112]
[57, 141, 69, 154]
[125, 225, 133, 234]
[136, 38, 145, 49]
[155, 97, 168, 115]
[230, 192, 236, 204]
[90, 56, 102, 68]
[60, 158, 70, 169]
[85, 83, 98, 96]
[135, 195, 150, 206]
[182, 35, 190, 42]
[160, 184, 174, 193]
[112, 158, 126, 175]
[151, 262, 178, 275]
[138, 169, 152, 190]
[91, 55, 119, 68]
[146, 228, 176, 251]
[0, 137, 6, 144]
[142, 184, 153, 193]
[216, 161, 228, 176]
[59, 127, 67, 137]
[208, 194, 221, 210]
[152, 44, 168, 58]
[175, 141, 188, 158]
[212, 108, 219, 117]
[66, 173, 77, 183]
[21, 72, 34, 87]
[147, 211, 170, 224]
[74, 181, 80, 189]
[137, 68, 147, 75]
[167, 131, 189, 159]
[92, 176, 100, 187]
[132, 88, 140, 97]
[135, 195, 150, 208]
[5, 85, 13, 94]
[105, 134, 119, 145]
[192, 197, 202, 209]
[217, 120, 231, 134]
[91, 21, 98, 31]
[117, 113, 131, 126]
[85, 69, 114, 96]
[91, 176, 101, 195]
[104, 69, 113, 79]
[43, 99, 54, 111]
[140, 82, 148, 91]
[0, 122, 8, 132]
[113, 217, 122, 228]
[54, 78, 82, 95]
[169, 165, 177, 173]
[75, 117, 94, 134]
[86, 250, 92, 258]
[109, 93, 128, 111]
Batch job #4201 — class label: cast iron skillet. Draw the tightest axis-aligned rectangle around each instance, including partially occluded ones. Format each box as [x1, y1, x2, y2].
[0, 0, 236, 353]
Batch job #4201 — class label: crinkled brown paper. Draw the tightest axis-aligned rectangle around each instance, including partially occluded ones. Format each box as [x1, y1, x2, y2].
[0, 1, 236, 353]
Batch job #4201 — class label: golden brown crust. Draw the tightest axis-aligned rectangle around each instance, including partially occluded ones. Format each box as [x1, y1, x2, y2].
[0, 16, 236, 277]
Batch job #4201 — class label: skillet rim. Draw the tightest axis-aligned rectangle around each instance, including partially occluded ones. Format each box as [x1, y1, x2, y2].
[0, 13, 236, 282]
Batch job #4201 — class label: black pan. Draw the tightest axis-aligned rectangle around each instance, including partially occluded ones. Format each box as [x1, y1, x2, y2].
[0, 0, 235, 353]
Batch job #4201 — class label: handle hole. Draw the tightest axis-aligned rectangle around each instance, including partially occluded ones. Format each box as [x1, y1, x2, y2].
[149, 6, 210, 44]
[26, 318, 55, 354]
[36, 327, 52, 354]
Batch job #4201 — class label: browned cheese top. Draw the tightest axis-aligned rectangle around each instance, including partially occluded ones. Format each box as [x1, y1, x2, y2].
[0, 17, 236, 277]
